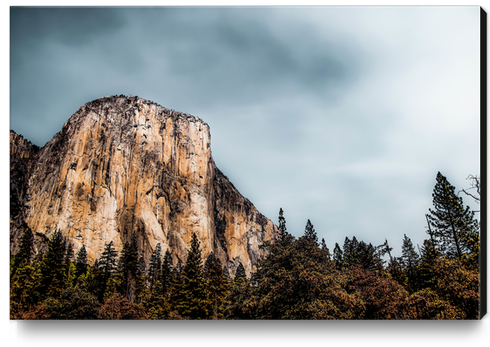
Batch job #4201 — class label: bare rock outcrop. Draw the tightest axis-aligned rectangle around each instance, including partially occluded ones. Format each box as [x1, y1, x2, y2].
[10, 95, 278, 275]
[10, 130, 40, 250]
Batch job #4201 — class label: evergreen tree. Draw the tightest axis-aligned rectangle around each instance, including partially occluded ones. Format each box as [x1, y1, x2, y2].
[320, 238, 331, 262]
[12, 224, 34, 275]
[278, 208, 287, 237]
[357, 240, 382, 272]
[40, 287, 101, 319]
[427, 172, 479, 259]
[333, 243, 343, 270]
[225, 261, 251, 319]
[148, 243, 162, 290]
[160, 249, 173, 295]
[64, 241, 74, 265]
[118, 235, 140, 301]
[244, 228, 362, 319]
[175, 233, 208, 319]
[75, 245, 88, 279]
[304, 219, 318, 244]
[343, 236, 360, 268]
[99, 241, 118, 276]
[39, 230, 68, 298]
[386, 256, 406, 286]
[419, 239, 439, 289]
[204, 252, 230, 319]
[10, 260, 42, 316]
[401, 234, 420, 293]
[234, 262, 246, 281]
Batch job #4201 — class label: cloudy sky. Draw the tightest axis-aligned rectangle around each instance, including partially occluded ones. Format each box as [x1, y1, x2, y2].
[10, 6, 481, 255]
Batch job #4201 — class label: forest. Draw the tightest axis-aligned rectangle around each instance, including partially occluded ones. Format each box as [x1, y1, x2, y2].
[10, 172, 481, 320]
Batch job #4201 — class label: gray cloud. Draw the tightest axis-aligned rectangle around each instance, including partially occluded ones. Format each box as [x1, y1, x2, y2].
[10, 6, 480, 255]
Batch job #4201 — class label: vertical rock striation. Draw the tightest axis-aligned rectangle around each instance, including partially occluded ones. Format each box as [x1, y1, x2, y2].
[10, 130, 40, 250]
[10, 95, 278, 275]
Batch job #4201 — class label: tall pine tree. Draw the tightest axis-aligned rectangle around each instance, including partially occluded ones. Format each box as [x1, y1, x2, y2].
[401, 234, 420, 293]
[175, 233, 208, 319]
[75, 245, 88, 279]
[427, 172, 479, 259]
[204, 252, 229, 319]
[148, 243, 162, 290]
[304, 219, 318, 244]
[118, 235, 141, 301]
[12, 224, 34, 275]
[99, 241, 118, 276]
[278, 208, 287, 237]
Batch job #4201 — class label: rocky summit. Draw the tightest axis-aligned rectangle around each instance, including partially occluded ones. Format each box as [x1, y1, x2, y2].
[10, 95, 279, 276]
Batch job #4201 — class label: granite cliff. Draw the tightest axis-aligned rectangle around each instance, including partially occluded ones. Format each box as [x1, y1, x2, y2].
[10, 95, 279, 276]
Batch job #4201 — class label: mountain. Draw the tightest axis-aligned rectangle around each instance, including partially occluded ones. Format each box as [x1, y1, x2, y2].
[10, 95, 279, 276]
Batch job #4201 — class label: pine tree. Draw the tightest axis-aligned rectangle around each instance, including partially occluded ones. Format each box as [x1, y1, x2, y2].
[278, 208, 287, 237]
[148, 243, 162, 290]
[427, 172, 479, 259]
[64, 240, 75, 287]
[64, 241, 74, 264]
[12, 224, 34, 275]
[304, 219, 318, 244]
[99, 241, 118, 276]
[39, 230, 68, 298]
[320, 238, 331, 262]
[118, 235, 140, 301]
[234, 262, 246, 281]
[225, 261, 251, 319]
[160, 249, 173, 295]
[204, 252, 229, 319]
[419, 239, 439, 289]
[356, 240, 382, 272]
[75, 245, 88, 279]
[333, 243, 343, 270]
[343, 236, 361, 268]
[175, 233, 208, 319]
[401, 234, 420, 293]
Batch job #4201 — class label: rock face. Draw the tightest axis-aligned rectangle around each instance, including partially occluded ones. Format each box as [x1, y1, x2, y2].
[10, 130, 40, 250]
[10, 95, 278, 276]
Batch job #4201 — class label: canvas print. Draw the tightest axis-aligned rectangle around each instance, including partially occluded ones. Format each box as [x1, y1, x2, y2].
[10, 6, 484, 320]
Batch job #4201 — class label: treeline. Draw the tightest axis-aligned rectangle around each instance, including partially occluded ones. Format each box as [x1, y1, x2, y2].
[10, 172, 480, 319]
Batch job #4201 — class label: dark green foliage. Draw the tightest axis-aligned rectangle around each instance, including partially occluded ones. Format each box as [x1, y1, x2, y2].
[342, 236, 383, 271]
[321, 238, 331, 261]
[401, 234, 421, 293]
[12, 223, 34, 275]
[148, 243, 162, 289]
[10, 261, 42, 316]
[427, 172, 479, 259]
[174, 233, 208, 319]
[65, 241, 74, 264]
[234, 262, 246, 281]
[224, 265, 252, 319]
[278, 208, 287, 237]
[304, 219, 318, 243]
[160, 249, 173, 294]
[118, 235, 140, 301]
[386, 256, 406, 286]
[75, 245, 88, 279]
[39, 287, 101, 319]
[39, 230, 69, 299]
[99, 241, 118, 276]
[333, 243, 343, 270]
[204, 252, 229, 319]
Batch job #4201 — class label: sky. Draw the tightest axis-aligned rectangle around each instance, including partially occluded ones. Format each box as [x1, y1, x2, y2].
[9, 6, 481, 256]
